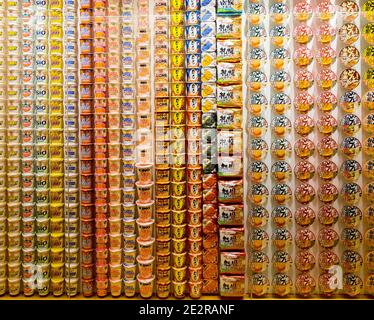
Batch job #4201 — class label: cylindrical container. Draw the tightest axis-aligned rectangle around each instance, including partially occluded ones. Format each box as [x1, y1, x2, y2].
[137, 274, 155, 299]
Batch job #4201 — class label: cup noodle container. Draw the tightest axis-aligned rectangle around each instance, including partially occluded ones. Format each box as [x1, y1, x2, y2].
[137, 274, 155, 299]
[137, 237, 155, 260]
[136, 218, 154, 241]
[136, 200, 153, 221]
[135, 181, 153, 203]
[136, 163, 153, 184]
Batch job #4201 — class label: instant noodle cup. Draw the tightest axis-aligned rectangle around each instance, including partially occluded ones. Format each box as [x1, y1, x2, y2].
[81, 249, 94, 265]
[172, 238, 187, 254]
[172, 252, 187, 268]
[136, 181, 153, 203]
[123, 233, 136, 250]
[65, 263, 79, 278]
[156, 223, 171, 239]
[172, 266, 187, 282]
[124, 219, 136, 235]
[172, 224, 187, 239]
[8, 278, 21, 296]
[96, 248, 108, 261]
[37, 277, 50, 296]
[65, 277, 79, 297]
[137, 256, 155, 279]
[50, 203, 65, 219]
[188, 224, 202, 239]
[189, 253, 203, 268]
[81, 264, 94, 280]
[123, 188, 136, 203]
[8, 216, 21, 233]
[109, 263, 122, 280]
[0, 278, 6, 295]
[156, 211, 171, 225]
[49, 218, 63, 233]
[51, 263, 64, 278]
[109, 203, 122, 219]
[96, 263, 109, 275]
[65, 248, 79, 264]
[136, 218, 154, 240]
[156, 238, 171, 254]
[189, 267, 203, 282]
[22, 263, 36, 279]
[173, 281, 186, 299]
[137, 274, 155, 299]
[0, 248, 5, 263]
[50, 247, 64, 264]
[137, 200, 154, 221]
[157, 280, 171, 299]
[189, 281, 202, 299]
[23, 278, 36, 296]
[65, 232, 79, 248]
[124, 263, 137, 280]
[155, 168, 170, 182]
[8, 262, 21, 278]
[8, 247, 21, 263]
[0, 232, 5, 247]
[0, 263, 6, 278]
[109, 248, 122, 265]
[51, 278, 64, 296]
[109, 217, 122, 234]
[110, 278, 122, 297]
[172, 210, 186, 225]
[82, 234, 94, 250]
[137, 237, 155, 260]
[136, 163, 153, 183]
[37, 248, 50, 264]
[124, 249, 137, 265]
[51, 232, 64, 248]
[109, 188, 121, 203]
[155, 196, 170, 212]
[124, 279, 136, 297]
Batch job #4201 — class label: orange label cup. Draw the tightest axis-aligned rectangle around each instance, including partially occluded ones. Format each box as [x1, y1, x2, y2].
[137, 237, 155, 260]
[157, 266, 171, 282]
[110, 278, 122, 297]
[189, 281, 203, 299]
[172, 224, 187, 239]
[108, 218, 122, 234]
[136, 218, 154, 240]
[188, 238, 203, 254]
[156, 211, 171, 225]
[156, 252, 171, 267]
[137, 274, 155, 299]
[109, 264, 122, 280]
[124, 279, 136, 297]
[82, 279, 94, 297]
[188, 267, 203, 282]
[109, 233, 122, 249]
[136, 181, 154, 203]
[156, 223, 171, 239]
[23, 278, 35, 296]
[188, 253, 203, 268]
[109, 248, 122, 265]
[137, 256, 155, 279]
[136, 200, 154, 221]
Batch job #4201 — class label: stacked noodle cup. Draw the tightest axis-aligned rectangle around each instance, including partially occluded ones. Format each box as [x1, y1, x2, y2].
[106, 0, 122, 298]
[62, 0, 80, 298]
[79, 0, 95, 298]
[362, 0, 374, 297]
[135, 0, 155, 299]
[154, 0, 171, 299]
[185, 0, 203, 299]
[121, 0, 137, 298]
[200, 0, 219, 296]
[5, 0, 22, 297]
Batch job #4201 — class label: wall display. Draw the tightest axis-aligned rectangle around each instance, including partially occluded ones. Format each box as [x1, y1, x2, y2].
[0, 0, 373, 299]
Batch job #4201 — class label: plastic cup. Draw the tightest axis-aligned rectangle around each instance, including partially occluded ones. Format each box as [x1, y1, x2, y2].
[137, 237, 155, 260]
[136, 163, 153, 183]
[137, 274, 155, 299]
[136, 218, 154, 240]
[135, 181, 153, 203]
[137, 256, 155, 279]
[136, 200, 154, 221]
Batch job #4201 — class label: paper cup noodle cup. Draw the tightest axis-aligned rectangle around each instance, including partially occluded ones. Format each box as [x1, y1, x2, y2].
[8, 262, 21, 278]
[8, 278, 21, 296]
[82, 234, 94, 250]
[65, 232, 79, 248]
[96, 263, 109, 275]
[0, 232, 6, 247]
[189, 253, 203, 268]
[51, 278, 64, 296]
[35, 263, 50, 279]
[189, 238, 203, 254]
[109, 218, 122, 234]
[137, 256, 155, 279]
[65, 277, 79, 296]
[110, 278, 122, 297]
[172, 238, 187, 254]
[8, 247, 21, 263]
[50, 218, 64, 233]
[37, 248, 50, 264]
[65, 248, 79, 264]
[0, 278, 6, 295]
[124, 249, 137, 265]
[51, 263, 64, 278]
[173, 281, 186, 299]
[109, 203, 122, 219]
[36, 218, 49, 234]
[82, 264, 94, 280]
[157, 281, 171, 299]
[23, 248, 36, 264]
[137, 274, 155, 299]
[172, 224, 187, 239]
[64, 218, 79, 234]
[22, 263, 36, 279]
[155, 196, 170, 212]
[124, 264, 137, 280]
[136, 219, 154, 240]
[65, 263, 79, 278]
[189, 281, 202, 299]
[8, 203, 22, 218]
[157, 266, 171, 282]
[109, 263, 122, 279]
[0, 247, 6, 263]
[64, 203, 79, 219]
[136, 182, 153, 203]
[51, 233, 64, 248]
[156, 238, 171, 254]
[172, 210, 187, 225]
[124, 279, 137, 297]
[0, 217, 6, 233]
[137, 237, 155, 260]
[82, 279, 95, 297]
[124, 219, 136, 235]
[0, 263, 6, 278]
[109, 188, 121, 203]
[8, 232, 22, 247]
[156, 211, 171, 226]
[156, 224, 171, 240]
[137, 200, 154, 221]
[36, 278, 50, 296]
[189, 267, 203, 282]
[36, 233, 50, 249]
[136, 163, 153, 183]
[109, 233, 122, 249]
[124, 233, 136, 250]
[23, 278, 36, 296]
[96, 248, 108, 260]
[8, 216, 21, 233]
[172, 266, 187, 282]
[172, 252, 187, 268]
[122, 203, 136, 219]
[50, 247, 64, 264]
[109, 248, 122, 265]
